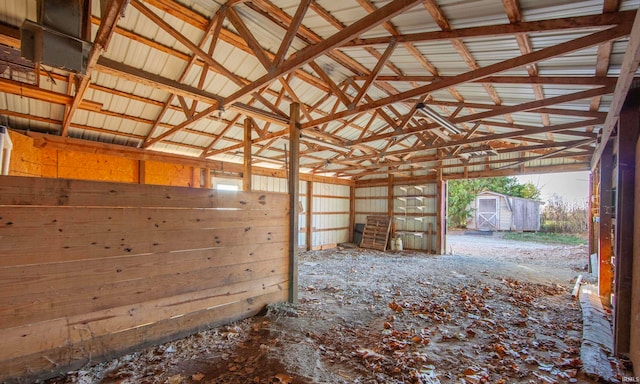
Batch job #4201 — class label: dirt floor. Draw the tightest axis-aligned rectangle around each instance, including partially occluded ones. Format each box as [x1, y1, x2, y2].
[46, 231, 609, 384]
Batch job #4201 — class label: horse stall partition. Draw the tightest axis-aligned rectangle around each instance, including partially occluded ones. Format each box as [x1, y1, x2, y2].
[0, 176, 289, 382]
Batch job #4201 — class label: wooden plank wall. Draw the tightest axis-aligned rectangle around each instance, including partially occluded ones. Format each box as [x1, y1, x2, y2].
[0, 176, 289, 382]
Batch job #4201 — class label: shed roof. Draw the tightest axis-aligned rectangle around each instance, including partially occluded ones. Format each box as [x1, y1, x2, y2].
[1, 0, 639, 182]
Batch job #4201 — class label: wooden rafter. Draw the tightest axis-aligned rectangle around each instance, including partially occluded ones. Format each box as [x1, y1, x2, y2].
[302, 24, 630, 130]
[1, 0, 638, 180]
[496, 139, 594, 170]
[351, 75, 618, 86]
[351, 85, 613, 145]
[226, 7, 272, 70]
[143, 5, 227, 144]
[351, 40, 398, 107]
[502, 0, 551, 138]
[136, 0, 421, 149]
[588, 0, 621, 132]
[223, 0, 423, 106]
[592, 7, 640, 167]
[424, 0, 511, 123]
[344, 10, 635, 47]
[272, 0, 312, 68]
[308, 61, 352, 108]
[60, 0, 128, 137]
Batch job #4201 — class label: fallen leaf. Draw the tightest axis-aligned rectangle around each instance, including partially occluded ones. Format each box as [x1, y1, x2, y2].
[191, 373, 205, 381]
[388, 301, 403, 313]
[275, 373, 292, 384]
[463, 367, 478, 375]
[167, 374, 184, 384]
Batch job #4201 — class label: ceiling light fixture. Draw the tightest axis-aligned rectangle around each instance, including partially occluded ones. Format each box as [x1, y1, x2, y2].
[301, 135, 350, 153]
[416, 102, 461, 135]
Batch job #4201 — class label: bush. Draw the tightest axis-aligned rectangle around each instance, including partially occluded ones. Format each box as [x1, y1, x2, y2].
[540, 197, 588, 234]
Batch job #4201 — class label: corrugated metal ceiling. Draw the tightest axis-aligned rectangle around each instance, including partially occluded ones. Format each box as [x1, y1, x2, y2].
[0, 0, 639, 181]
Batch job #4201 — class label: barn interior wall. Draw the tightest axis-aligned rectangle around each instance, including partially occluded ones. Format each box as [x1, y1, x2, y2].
[311, 182, 350, 248]
[252, 176, 350, 250]
[8, 130, 197, 187]
[0, 176, 289, 382]
[8, 129, 354, 251]
[355, 182, 440, 252]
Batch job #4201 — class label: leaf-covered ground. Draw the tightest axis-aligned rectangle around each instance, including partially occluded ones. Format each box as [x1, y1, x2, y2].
[48, 233, 607, 384]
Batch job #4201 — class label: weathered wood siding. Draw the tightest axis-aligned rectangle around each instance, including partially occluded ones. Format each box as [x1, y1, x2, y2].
[510, 196, 542, 231]
[498, 196, 511, 231]
[467, 192, 541, 232]
[0, 176, 289, 382]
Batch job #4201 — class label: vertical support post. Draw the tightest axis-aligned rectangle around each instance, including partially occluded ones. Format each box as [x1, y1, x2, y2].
[436, 172, 446, 255]
[387, 174, 394, 241]
[613, 93, 639, 355]
[349, 185, 355, 243]
[190, 166, 196, 188]
[306, 181, 313, 251]
[204, 168, 212, 189]
[138, 160, 146, 184]
[387, 174, 394, 218]
[588, 172, 596, 258]
[243, 118, 252, 191]
[599, 139, 614, 307]
[288, 103, 300, 303]
[427, 222, 433, 254]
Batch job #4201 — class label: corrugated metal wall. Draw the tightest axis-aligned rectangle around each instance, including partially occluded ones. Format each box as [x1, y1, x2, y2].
[311, 182, 350, 247]
[355, 183, 439, 252]
[251, 175, 350, 249]
[355, 186, 387, 225]
[394, 183, 438, 252]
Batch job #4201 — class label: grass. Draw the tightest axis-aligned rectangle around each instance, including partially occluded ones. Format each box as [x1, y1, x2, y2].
[502, 231, 588, 246]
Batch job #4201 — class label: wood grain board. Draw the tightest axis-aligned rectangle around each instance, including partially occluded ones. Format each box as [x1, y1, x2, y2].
[579, 284, 618, 382]
[0, 176, 290, 382]
[359, 215, 391, 251]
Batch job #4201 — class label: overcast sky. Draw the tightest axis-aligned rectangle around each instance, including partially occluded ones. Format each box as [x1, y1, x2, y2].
[516, 171, 589, 204]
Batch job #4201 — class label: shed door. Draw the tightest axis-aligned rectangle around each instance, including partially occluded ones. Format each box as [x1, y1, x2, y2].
[477, 197, 498, 231]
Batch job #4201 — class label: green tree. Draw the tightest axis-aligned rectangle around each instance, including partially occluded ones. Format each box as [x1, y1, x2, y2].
[447, 177, 540, 228]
